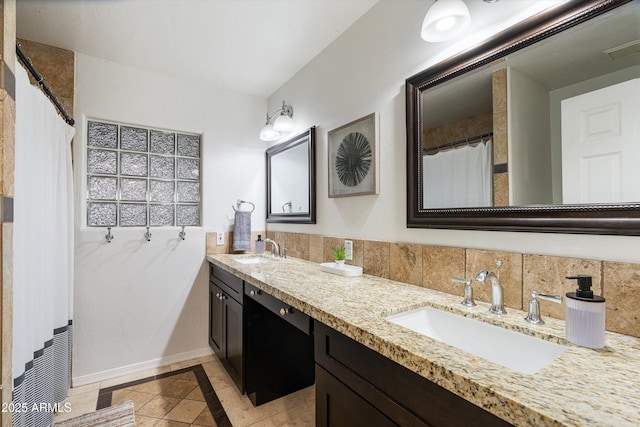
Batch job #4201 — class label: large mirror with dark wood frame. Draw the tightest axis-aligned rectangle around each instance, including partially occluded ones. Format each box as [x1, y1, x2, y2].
[266, 126, 316, 223]
[406, 0, 640, 235]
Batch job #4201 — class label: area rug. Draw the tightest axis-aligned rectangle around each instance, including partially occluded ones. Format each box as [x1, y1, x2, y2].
[55, 400, 135, 427]
[96, 364, 231, 427]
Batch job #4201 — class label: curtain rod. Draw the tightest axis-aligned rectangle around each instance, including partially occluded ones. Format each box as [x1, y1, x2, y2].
[16, 43, 75, 126]
[423, 132, 493, 155]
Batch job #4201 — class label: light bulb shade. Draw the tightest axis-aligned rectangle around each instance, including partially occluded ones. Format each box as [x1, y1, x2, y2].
[273, 114, 295, 132]
[260, 123, 280, 142]
[421, 0, 471, 42]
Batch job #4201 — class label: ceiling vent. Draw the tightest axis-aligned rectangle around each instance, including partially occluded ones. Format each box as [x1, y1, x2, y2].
[604, 40, 640, 61]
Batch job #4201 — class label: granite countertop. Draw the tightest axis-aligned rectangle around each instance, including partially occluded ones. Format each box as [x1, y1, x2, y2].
[207, 253, 640, 427]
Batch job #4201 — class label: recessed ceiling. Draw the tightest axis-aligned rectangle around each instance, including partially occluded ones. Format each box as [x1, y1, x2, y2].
[16, 0, 379, 98]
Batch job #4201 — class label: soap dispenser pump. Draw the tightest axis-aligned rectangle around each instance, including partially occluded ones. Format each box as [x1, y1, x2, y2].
[565, 275, 605, 349]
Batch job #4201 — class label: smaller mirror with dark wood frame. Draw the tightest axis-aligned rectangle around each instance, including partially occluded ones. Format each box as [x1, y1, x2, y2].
[406, 0, 640, 235]
[266, 127, 316, 224]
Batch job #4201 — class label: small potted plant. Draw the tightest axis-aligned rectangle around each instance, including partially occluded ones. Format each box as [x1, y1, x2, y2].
[332, 246, 346, 266]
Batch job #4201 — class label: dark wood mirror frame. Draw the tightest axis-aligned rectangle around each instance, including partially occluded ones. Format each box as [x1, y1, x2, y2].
[406, 0, 640, 235]
[266, 126, 316, 224]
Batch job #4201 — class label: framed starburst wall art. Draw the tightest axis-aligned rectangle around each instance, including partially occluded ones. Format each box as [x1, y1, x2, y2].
[328, 113, 379, 198]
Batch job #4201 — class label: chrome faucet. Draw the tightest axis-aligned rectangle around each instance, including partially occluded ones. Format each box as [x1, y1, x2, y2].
[475, 269, 506, 315]
[263, 238, 280, 258]
[452, 276, 476, 307]
[525, 291, 562, 324]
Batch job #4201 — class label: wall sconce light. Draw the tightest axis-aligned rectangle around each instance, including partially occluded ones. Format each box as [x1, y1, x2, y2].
[421, 0, 471, 42]
[259, 100, 295, 142]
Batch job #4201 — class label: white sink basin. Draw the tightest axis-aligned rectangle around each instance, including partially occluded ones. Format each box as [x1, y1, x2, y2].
[385, 307, 566, 375]
[234, 257, 272, 265]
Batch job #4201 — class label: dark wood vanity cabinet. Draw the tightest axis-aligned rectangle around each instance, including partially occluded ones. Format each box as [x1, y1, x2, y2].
[244, 282, 315, 406]
[314, 321, 512, 427]
[209, 262, 513, 424]
[208, 263, 314, 405]
[209, 264, 244, 392]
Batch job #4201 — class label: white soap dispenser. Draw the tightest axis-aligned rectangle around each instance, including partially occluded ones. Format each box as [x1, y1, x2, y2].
[255, 234, 264, 255]
[565, 275, 605, 349]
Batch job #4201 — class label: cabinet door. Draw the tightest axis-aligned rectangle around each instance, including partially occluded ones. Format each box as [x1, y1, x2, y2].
[224, 295, 244, 392]
[209, 282, 224, 357]
[316, 365, 398, 427]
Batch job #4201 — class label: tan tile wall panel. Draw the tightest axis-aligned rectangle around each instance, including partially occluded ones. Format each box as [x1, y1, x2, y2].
[492, 69, 508, 166]
[422, 245, 465, 294]
[493, 172, 509, 207]
[309, 234, 324, 263]
[423, 112, 493, 151]
[492, 68, 509, 206]
[466, 249, 523, 310]
[390, 243, 423, 287]
[207, 231, 640, 338]
[363, 240, 390, 279]
[1, 92, 15, 196]
[602, 262, 640, 337]
[523, 255, 601, 321]
[322, 236, 343, 263]
[17, 39, 74, 119]
[2, 2, 17, 424]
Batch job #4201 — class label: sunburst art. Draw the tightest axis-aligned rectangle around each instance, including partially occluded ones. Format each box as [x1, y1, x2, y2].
[328, 113, 379, 197]
[336, 132, 372, 187]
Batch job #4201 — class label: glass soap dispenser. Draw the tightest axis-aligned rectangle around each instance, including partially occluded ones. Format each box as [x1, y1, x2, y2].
[565, 275, 605, 349]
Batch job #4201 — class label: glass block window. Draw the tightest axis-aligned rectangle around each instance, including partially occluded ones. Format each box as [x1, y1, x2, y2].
[86, 119, 201, 227]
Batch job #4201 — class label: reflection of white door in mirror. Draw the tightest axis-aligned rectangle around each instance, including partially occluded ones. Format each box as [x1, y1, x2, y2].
[561, 78, 640, 204]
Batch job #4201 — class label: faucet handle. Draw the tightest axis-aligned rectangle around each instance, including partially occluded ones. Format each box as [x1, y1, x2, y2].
[451, 276, 470, 285]
[452, 276, 476, 307]
[525, 291, 562, 324]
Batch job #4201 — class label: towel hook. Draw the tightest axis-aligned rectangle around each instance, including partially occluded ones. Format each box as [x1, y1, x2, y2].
[179, 225, 186, 240]
[232, 199, 255, 213]
[105, 227, 114, 243]
[144, 226, 152, 242]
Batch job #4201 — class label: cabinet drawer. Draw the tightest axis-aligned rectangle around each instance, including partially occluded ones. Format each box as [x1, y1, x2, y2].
[314, 321, 512, 427]
[245, 283, 311, 335]
[210, 263, 243, 303]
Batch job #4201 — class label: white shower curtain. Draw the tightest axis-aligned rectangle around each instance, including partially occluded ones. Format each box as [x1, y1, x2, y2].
[12, 62, 75, 426]
[423, 139, 492, 209]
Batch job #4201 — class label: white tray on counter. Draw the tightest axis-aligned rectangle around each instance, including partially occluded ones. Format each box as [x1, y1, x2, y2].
[320, 262, 363, 277]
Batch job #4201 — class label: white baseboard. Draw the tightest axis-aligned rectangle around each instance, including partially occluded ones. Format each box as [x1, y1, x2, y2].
[72, 347, 215, 387]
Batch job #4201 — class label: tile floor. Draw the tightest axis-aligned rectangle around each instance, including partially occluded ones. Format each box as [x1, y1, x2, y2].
[53, 354, 315, 426]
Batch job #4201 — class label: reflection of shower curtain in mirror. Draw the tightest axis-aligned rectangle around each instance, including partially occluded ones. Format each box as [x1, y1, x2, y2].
[423, 140, 492, 209]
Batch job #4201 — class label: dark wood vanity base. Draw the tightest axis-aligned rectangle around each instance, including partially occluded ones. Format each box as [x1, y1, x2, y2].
[209, 263, 314, 406]
[314, 321, 512, 427]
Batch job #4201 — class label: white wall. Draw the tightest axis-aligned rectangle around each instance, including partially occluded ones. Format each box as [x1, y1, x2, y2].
[508, 67, 552, 206]
[266, 0, 640, 263]
[73, 53, 267, 384]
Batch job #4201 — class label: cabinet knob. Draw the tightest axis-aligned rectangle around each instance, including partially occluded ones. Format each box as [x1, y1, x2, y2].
[280, 307, 290, 316]
[249, 290, 257, 296]
[219, 294, 226, 301]
[215, 292, 221, 299]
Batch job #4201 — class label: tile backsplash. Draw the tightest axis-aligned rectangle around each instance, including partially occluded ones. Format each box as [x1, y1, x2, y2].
[206, 230, 640, 339]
